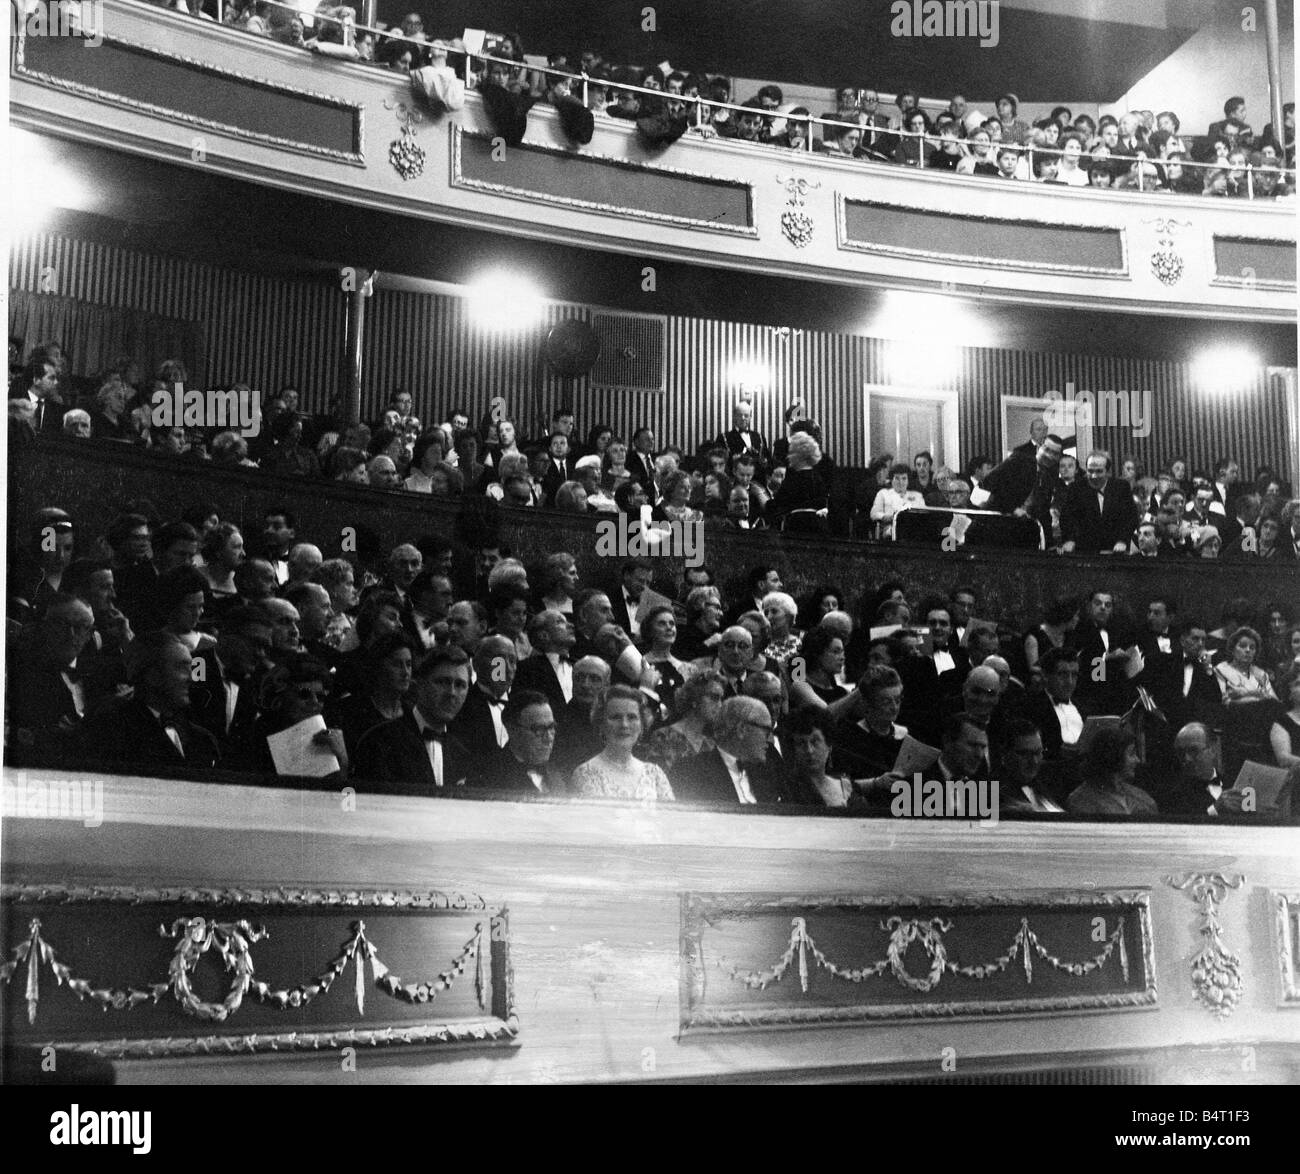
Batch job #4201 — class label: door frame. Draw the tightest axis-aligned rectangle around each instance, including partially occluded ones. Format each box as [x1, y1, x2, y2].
[999, 394, 1092, 460]
[862, 383, 960, 473]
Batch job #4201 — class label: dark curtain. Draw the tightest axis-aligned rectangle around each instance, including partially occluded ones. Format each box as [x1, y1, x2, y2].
[8, 289, 207, 389]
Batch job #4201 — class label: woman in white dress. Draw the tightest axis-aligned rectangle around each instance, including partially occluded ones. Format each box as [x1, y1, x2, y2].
[570, 685, 675, 802]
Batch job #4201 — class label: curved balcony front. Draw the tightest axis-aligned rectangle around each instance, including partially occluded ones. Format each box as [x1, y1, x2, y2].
[9, 0, 1296, 322]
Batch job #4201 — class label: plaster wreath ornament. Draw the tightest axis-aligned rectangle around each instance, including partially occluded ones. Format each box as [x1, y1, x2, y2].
[1145, 217, 1192, 287]
[776, 174, 821, 248]
[384, 98, 426, 181]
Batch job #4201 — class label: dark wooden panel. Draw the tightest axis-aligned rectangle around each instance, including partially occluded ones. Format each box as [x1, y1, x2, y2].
[455, 131, 753, 229]
[18, 35, 360, 158]
[843, 200, 1126, 273]
[1214, 237, 1298, 285]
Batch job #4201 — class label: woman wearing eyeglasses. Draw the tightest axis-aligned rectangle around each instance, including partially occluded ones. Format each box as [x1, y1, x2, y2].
[252, 654, 348, 780]
[570, 685, 675, 802]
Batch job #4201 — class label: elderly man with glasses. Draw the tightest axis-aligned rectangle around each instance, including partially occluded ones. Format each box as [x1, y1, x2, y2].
[669, 696, 792, 805]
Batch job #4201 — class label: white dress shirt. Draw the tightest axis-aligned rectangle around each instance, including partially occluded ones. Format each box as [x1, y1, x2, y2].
[481, 688, 509, 748]
[61, 660, 86, 719]
[413, 710, 445, 787]
[622, 589, 642, 639]
[546, 651, 574, 703]
[933, 649, 955, 675]
[1054, 700, 1084, 745]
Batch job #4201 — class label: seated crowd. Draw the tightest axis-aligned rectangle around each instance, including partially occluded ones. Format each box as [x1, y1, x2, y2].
[10, 353, 1300, 816]
[12, 346, 1300, 563]
[8, 429, 1300, 818]
[159, 2, 1295, 197]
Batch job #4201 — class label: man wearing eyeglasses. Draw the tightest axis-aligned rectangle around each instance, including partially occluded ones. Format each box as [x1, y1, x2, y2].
[10, 596, 104, 750]
[669, 696, 791, 804]
[473, 690, 569, 795]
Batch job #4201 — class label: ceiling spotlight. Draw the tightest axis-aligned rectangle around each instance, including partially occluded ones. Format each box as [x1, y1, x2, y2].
[1193, 346, 1259, 393]
[730, 361, 770, 393]
[467, 271, 546, 331]
[886, 342, 961, 386]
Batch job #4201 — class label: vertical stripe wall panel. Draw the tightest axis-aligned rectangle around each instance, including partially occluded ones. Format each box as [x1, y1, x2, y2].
[10, 230, 1294, 485]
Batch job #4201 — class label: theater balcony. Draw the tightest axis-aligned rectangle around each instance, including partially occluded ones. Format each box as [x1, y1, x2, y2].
[9, 0, 1296, 324]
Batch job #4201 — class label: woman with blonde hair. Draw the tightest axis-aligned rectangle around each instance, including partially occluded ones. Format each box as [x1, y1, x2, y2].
[570, 685, 675, 802]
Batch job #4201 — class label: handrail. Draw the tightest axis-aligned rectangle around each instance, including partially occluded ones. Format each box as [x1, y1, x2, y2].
[74, 2, 1300, 194]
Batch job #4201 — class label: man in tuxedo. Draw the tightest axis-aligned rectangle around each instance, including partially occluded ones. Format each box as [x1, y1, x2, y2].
[365, 544, 423, 645]
[259, 508, 296, 587]
[353, 646, 473, 794]
[61, 557, 133, 696]
[406, 571, 453, 651]
[1011, 417, 1049, 457]
[1072, 589, 1137, 716]
[670, 696, 790, 804]
[920, 598, 969, 679]
[450, 635, 516, 760]
[9, 596, 104, 752]
[997, 719, 1065, 814]
[608, 560, 672, 642]
[190, 605, 273, 769]
[626, 426, 657, 489]
[20, 355, 67, 433]
[1147, 722, 1232, 816]
[1131, 521, 1161, 558]
[1204, 97, 1253, 155]
[1211, 456, 1241, 516]
[979, 433, 1063, 540]
[472, 690, 568, 795]
[515, 609, 576, 714]
[1022, 648, 1092, 800]
[80, 631, 220, 769]
[715, 401, 771, 474]
[445, 599, 488, 657]
[540, 431, 577, 506]
[940, 665, 1006, 770]
[1152, 618, 1223, 732]
[1059, 451, 1139, 555]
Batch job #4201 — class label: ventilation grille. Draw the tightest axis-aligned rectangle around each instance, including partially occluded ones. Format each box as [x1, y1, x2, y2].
[590, 311, 668, 394]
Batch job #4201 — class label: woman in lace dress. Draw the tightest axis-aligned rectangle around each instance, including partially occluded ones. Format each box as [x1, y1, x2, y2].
[570, 685, 675, 802]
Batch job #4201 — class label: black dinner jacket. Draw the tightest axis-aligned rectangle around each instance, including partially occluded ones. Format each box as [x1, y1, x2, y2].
[352, 712, 472, 795]
[1059, 478, 1139, 553]
[669, 748, 790, 805]
[717, 428, 772, 471]
[472, 752, 569, 796]
[189, 653, 263, 770]
[79, 697, 220, 769]
[449, 686, 509, 762]
[1022, 691, 1096, 759]
[540, 455, 577, 505]
[625, 449, 655, 488]
[514, 652, 570, 715]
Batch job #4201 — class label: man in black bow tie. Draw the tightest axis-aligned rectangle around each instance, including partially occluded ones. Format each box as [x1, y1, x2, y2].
[515, 609, 576, 714]
[10, 596, 105, 751]
[80, 631, 220, 768]
[473, 690, 569, 795]
[450, 634, 517, 762]
[353, 646, 473, 794]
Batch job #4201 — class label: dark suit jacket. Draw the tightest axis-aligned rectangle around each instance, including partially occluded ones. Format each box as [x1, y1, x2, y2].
[31, 396, 68, 434]
[1022, 691, 1096, 759]
[189, 654, 263, 770]
[80, 698, 220, 769]
[625, 450, 655, 488]
[471, 752, 568, 796]
[1072, 622, 1136, 715]
[8, 654, 110, 749]
[449, 686, 509, 762]
[352, 712, 472, 795]
[981, 449, 1057, 537]
[717, 428, 771, 471]
[540, 455, 577, 505]
[669, 748, 790, 805]
[514, 653, 570, 715]
[1060, 478, 1139, 553]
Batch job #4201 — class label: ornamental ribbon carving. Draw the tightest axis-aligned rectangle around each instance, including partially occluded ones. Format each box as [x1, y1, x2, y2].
[0, 915, 489, 1025]
[1165, 872, 1246, 1019]
[717, 914, 1129, 995]
[775, 174, 820, 248]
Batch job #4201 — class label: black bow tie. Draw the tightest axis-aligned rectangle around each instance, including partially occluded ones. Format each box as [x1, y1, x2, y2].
[420, 725, 447, 742]
[485, 695, 506, 707]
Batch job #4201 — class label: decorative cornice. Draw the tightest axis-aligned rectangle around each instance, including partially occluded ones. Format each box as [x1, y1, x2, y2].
[1, 883, 488, 909]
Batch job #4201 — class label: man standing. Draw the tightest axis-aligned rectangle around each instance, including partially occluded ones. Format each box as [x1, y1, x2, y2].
[979, 433, 1064, 540]
[353, 647, 473, 793]
[1059, 451, 1139, 554]
[21, 355, 66, 433]
[716, 402, 771, 473]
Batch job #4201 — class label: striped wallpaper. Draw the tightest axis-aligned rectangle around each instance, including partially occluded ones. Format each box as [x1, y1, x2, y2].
[10, 230, 1295, 483]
